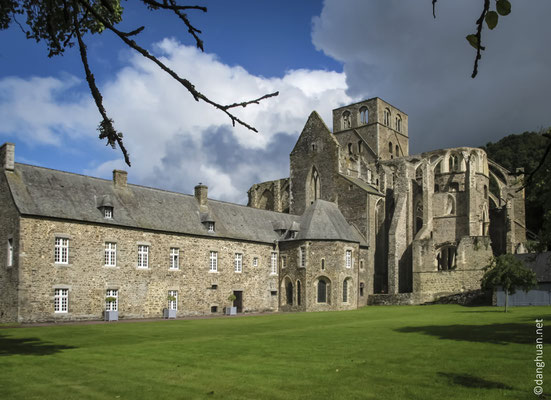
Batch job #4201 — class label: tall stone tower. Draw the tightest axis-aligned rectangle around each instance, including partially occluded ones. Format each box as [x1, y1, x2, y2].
[332, 97, 409, 161]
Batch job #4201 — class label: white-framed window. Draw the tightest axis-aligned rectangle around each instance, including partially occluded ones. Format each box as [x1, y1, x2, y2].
[300, 246, 306, 268]
[105, 289, 118, 311]
[346, 250, 352, 268]
[208, 222, 215, 233]
[104, 242, 116, 267]
[170, 248, 179, 270]
[281, 255, 287, 269]
[271, 252, 278, 275]
[137, 245, 149, 268]
[104, 207, 113, 219]
[253, 257, 258, 267]
[7, 238, 13, 267]
[210, 251, 218, 272]
[168, 290, 178, 310]
[54, 288, 68, 313]
[235, 253, 242, 273]
[54, 237, 69, 264]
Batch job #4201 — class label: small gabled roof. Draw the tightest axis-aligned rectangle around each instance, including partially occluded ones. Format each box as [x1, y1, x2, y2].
[294, 200, 362, 243]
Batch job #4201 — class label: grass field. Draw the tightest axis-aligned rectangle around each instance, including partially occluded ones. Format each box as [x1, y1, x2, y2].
[0, 305, 548, 400]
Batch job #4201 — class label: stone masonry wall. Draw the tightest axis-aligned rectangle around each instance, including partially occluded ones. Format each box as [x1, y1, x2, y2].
[0, 171, 20, 323]
[290, 113, 340, 215]
[412, 236, 492, 296]
[302, 240, 359, 312]
[17, 217, 281, 323]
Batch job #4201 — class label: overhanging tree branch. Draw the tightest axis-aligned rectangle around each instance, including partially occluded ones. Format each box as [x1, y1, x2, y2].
[78, 0, 279, 134]
[72, 2, 131, 166]
[2, 1, 279, 166]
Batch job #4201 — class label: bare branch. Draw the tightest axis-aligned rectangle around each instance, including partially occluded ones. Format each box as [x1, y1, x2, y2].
[223, 91, 280, 111]
[140, 0, 207, 13]
[122, 26, 145, 37]
[72, 3, 131, 166]
[471, 0, 490, 78]
[77, 0, 278, 134]
[141, 0, 206, 50]
[520, 133, 551, 190]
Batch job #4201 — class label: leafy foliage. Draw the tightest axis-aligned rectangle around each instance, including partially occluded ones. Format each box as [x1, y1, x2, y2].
[482, 130, 551, 248]
[481, 254, 537, 311]
[482, 254, 537, 295]
[0, 1, 278, 166]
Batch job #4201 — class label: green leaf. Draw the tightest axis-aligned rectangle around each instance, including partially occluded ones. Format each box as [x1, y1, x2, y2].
[466, 34, 479, 49]
[485, 11, 499, 29]
[496, 0, 511, 16]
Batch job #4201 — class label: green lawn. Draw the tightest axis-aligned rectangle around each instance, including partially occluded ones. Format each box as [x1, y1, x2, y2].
[0, 305, 548, 400]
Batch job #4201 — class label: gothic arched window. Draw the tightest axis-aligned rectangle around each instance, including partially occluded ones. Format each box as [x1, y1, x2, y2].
[317, 279, 327, 303]
[359, 107, 368, 124]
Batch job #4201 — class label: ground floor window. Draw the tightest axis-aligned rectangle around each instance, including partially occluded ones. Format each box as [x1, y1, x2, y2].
[106, 289, 118, 311]
[343, 279, 349, 303]
[54, 289, 68, 313]
[286, 281, 293, 305]
[317, 279, 328, 303]
[168, 290, 178, 310]
[297, 280, 301, 306]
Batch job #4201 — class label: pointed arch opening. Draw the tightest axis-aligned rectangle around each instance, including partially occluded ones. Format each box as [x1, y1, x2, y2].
[285, 279, 293, 305]
[317, 276, 331, 304]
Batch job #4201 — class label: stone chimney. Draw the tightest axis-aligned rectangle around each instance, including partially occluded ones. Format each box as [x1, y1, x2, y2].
[0, 142, 15, 171]
[194, 183, 208, 209]
[113, 170, 127, 187]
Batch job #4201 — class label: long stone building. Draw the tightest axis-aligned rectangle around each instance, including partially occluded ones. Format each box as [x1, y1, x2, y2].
[0, 98, 526, 322]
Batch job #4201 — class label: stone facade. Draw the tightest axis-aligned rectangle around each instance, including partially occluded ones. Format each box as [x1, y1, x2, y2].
[15, 217, 280, 323]
[249, 97, 525, 304]
[0, 98, 527, 322]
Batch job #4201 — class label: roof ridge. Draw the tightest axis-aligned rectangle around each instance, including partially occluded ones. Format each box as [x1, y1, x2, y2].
[15, 162, 297, 217]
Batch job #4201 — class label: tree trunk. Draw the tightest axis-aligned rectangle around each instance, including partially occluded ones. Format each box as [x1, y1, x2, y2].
[504, 288, 509, 313]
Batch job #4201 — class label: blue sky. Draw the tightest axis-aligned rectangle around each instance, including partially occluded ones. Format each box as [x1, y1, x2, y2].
[2, 1, 551, 203]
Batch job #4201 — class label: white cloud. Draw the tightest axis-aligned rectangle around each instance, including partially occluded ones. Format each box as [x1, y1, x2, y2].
[0, 75, 96, 145]
[1, 39, 353, 204]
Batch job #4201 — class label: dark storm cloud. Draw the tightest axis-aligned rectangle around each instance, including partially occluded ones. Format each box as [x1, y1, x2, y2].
[312, 0, 551, 153]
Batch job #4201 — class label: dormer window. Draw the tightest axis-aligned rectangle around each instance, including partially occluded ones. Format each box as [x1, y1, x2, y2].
[208, 222, 215, 233]
[104, 207, 113, 219]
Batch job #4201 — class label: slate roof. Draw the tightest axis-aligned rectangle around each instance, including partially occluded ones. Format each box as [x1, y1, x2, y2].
[5, 163, 299, 244]
[339, 174, 383, 196]
[515, 252, 551, 282]
[292, 200, 365, 244]
[5, 163, 364, 246]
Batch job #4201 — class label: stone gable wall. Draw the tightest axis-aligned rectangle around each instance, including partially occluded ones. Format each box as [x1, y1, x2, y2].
[0, 171, 20, 323]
